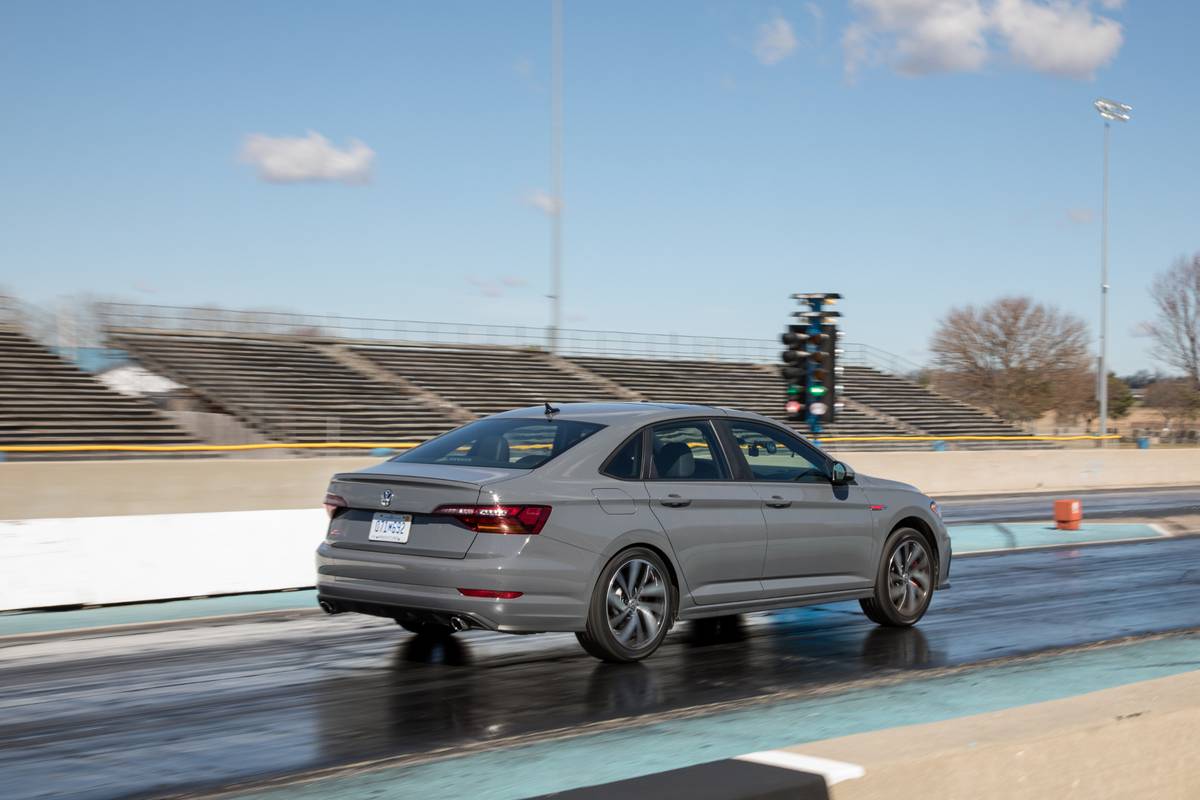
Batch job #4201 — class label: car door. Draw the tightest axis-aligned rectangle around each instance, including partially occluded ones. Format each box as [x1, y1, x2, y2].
[643, 418, 767, 605]
[720, 419, 876, 598]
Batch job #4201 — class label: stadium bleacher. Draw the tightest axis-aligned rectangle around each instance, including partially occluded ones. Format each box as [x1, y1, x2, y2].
[0, 327, 194, 446]
[568, 355, 908, 440]
[352, 343, 625, 417]
[842, 365, 1028, 438]
[109, 330, 460, 443]
[0, 300, 1052, 454]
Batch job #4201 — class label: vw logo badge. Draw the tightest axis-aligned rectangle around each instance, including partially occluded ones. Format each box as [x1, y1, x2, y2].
[380, 489, 393, 508]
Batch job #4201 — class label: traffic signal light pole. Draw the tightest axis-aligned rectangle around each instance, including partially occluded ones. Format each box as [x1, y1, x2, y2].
[780, 293, 844, 436]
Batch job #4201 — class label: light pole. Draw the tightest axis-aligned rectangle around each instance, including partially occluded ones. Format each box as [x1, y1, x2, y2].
[548, 0, 563, 353]
[1092, 97, 1131, 439]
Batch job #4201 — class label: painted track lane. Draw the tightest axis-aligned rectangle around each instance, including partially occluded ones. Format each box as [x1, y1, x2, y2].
[2, 536, 1200, 800]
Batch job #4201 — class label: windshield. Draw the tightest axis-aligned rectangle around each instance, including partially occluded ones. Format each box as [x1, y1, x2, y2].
[392, 418, 605, 470]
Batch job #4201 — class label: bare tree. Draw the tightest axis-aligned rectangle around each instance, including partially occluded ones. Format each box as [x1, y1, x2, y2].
[1051, 371, 1133, 429]
[1143, 379, 1200, 431]
[1144, 254, 1200, 386]
[930, 296, 1092, 423]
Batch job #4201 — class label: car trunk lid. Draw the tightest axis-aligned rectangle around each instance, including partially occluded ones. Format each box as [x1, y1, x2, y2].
[327, 464, 516, 559]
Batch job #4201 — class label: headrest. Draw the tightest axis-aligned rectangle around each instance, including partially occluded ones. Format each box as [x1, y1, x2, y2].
[469, 434, 510, 463]
[656, 441, 694, 478]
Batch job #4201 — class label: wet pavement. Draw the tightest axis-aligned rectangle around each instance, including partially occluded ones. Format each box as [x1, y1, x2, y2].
[1, 534, 1199, 800]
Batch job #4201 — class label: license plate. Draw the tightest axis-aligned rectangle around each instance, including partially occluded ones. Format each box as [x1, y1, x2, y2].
[368, 512, 412, 543]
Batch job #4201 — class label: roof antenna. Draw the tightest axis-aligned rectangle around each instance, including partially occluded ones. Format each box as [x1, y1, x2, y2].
[544, 401, 560, 417]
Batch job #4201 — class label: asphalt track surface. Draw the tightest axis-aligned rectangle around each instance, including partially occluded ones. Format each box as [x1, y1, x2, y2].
[2, 490, 1199, 800]
[937, 485, 1200, 522]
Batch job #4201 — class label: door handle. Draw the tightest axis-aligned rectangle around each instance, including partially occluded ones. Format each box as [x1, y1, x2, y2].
[660, 494, 691, 508]
[764, 496, 792, 508]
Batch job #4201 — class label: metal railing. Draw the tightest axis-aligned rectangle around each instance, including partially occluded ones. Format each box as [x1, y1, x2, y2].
[97, 302, 924, 373]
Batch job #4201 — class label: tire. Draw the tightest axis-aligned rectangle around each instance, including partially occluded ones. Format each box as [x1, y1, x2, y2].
[396, 619, 456, 638]
[576, 547, 674, 662]
[860, 527, 935, 627]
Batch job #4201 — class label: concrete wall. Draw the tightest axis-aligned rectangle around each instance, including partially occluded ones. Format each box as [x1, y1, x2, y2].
[0, 456, 377, 520]
[826, 448, 1200, 497]
[0, 509, 324, 610]
[1, 450, 1195, 612]
[3, 449, 1197, 521]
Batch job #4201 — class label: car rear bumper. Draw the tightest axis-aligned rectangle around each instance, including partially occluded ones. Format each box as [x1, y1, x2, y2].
[315, 536, 593, 633]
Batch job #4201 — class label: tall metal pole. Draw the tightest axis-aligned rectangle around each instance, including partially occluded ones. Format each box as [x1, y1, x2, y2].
[548, 0, 563, 353]
[1098, 121, 1110, 438]
[1092, 97, 1129, 438]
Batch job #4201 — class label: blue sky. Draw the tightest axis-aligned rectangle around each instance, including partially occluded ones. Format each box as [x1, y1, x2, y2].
[1, 0, 1196, 372]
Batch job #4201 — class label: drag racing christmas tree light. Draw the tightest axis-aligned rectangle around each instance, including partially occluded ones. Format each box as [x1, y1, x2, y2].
[782, 293, 843, 434]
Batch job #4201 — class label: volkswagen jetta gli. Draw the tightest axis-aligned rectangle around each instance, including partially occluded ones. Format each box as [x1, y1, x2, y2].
[316, 402, 950, 662]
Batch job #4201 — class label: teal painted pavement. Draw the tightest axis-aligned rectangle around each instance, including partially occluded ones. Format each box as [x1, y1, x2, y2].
[0, 589, 317, 638]
[949, 522, 1166, 554]
[0, 525, 1168, 637]
[231, 633, 1200, 800]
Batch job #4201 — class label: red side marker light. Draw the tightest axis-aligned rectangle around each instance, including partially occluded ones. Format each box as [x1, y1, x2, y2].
[458, 589, 524, 600]
[870, 504, 886, 511]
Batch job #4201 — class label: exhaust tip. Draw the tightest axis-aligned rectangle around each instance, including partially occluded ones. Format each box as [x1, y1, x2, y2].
[319, 599, 341, 615]
[450, 616, 470, 632]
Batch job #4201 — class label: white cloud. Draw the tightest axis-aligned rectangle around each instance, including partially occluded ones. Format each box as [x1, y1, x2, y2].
[803, 3, 826, 48]
[843, 0, 1123, 80]
[754, 13, 799, 65]
[993, 0, 1123, 78]
[239, 131, 374, 184]
[467, 275, 528, 298]
[845, 0, 990, 78]
[1098, 0, 1124, 8]
[525, 189, 562, 215]
[467, 276, 503, 298]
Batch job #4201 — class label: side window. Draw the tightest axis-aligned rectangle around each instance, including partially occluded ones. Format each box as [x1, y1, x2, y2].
[727, 421, 828, 483]
[602, 434, 643, 480]
[649, 421, 728, 481]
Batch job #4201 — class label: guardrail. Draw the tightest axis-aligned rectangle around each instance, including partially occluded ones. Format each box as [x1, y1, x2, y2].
[95, 301, 921, 373]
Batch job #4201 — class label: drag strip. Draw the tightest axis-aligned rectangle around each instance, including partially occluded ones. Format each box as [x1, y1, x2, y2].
[938, 486, 1200, 523]
[2, 535, 1199, 800]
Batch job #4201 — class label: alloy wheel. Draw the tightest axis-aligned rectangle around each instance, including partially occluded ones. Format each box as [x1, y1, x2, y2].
[887, 539, 931, 615]
[605, 558, 667, 650]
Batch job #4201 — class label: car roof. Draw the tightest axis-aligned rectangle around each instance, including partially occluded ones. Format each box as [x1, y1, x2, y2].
[491, 402, 769, 426]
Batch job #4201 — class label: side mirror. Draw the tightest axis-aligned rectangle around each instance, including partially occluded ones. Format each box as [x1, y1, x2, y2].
[830, 461, 855, 484]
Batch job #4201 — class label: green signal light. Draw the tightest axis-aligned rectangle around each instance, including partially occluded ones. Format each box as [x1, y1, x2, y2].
[787, 385, 800, 395]
[809, 385, 827, 397]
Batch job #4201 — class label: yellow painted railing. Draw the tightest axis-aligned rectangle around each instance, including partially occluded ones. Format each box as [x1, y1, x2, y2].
[0, 434, 1122, 454]
[815, 434, 1121, 443]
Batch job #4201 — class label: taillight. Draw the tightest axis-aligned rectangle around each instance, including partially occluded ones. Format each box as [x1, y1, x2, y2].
[433, 504, 552, 534]
[324, 493, 347, 518]
[458, 588, 524, 599]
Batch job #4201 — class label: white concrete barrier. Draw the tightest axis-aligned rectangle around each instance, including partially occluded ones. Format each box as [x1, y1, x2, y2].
[0, 509, 325, 611]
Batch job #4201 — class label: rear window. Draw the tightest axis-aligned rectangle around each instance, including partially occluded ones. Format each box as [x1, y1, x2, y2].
[393, 418, 605, 470]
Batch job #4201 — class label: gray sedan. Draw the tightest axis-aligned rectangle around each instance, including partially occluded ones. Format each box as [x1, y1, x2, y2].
[316, 402, 951, 662]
